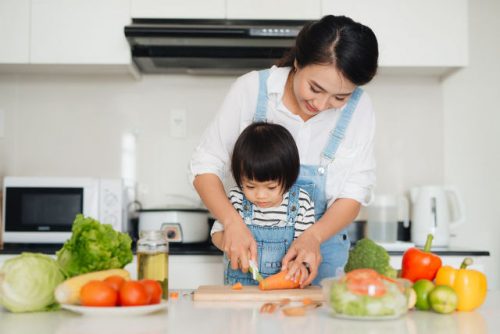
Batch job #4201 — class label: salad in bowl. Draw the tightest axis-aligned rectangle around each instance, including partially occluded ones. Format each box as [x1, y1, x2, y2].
[322, 269, 411, 319]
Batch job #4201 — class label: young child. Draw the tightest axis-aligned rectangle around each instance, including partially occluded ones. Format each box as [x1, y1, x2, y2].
[211, 122, 315, 286]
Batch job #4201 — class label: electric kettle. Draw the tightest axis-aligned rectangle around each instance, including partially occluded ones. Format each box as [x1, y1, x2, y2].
[410, 185, 465, 247]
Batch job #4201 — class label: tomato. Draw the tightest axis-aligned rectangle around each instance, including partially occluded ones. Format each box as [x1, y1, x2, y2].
[345, 269, 386, 297]
[140, 279, 163, 304]
[80, 280, 118, 307]
[119, 281, 150, 306]
[104, 275, 126, 291]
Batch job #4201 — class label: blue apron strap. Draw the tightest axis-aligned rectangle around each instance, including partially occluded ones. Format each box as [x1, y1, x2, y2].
[254, 69, 271, 122]
[321, 87, 363, 161]
[241, 195, 254, 223]
[286, 185, 301, 224]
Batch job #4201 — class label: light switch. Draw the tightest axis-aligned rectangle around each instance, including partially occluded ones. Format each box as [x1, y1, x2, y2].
[169, 109, 187, 138]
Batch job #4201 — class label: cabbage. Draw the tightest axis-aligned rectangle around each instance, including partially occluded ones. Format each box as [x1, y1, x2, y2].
[0, 253, 65, 313]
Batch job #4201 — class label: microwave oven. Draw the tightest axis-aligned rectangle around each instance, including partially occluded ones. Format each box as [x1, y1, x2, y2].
[2, 176, 128, 243]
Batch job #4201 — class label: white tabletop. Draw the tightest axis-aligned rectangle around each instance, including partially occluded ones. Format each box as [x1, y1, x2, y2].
[1, 290, 499, 334]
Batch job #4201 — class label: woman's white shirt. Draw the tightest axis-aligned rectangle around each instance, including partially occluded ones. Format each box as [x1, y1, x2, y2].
[189, 66, 376, 207]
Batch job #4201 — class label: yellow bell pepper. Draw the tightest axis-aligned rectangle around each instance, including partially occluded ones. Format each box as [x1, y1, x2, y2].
[435, 258, 487, 311]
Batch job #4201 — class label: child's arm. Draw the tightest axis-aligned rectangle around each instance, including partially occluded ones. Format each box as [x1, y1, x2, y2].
[286, 260, 310, 286]
[211, 231, 224, 251]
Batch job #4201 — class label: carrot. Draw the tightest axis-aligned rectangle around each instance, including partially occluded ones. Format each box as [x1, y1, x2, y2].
[258, 270, 300, 290]
[169, 291, 179, 299]
[231, 282, 243, 290]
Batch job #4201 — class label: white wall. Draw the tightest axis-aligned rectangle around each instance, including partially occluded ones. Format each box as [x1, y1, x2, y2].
[442, 0, 500, 288]
[0, 73, 443, 209]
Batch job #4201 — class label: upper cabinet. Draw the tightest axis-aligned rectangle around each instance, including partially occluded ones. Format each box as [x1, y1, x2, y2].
[322, 0, 468, 71]
[31, 0, 131, 65]
[0, 0, 30, 63]
[131, 0, 225, 19]
[226, 0, 321, 20]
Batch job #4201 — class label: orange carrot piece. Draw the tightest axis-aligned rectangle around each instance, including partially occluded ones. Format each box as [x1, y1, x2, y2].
[169, 291, 179, 299]
[232, 282, 243, 290]
[258, 270, 300, 290]
[302, 297, 314, 305]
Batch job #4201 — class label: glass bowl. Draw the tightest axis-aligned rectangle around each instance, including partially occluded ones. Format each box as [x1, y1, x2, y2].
[321, 270, 411, 320]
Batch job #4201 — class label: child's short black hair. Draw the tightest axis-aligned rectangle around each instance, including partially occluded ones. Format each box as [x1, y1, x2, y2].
[231, 122, 300, 193]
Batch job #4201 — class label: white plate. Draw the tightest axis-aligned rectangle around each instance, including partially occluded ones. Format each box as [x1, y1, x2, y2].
[61, 301, 168, 316]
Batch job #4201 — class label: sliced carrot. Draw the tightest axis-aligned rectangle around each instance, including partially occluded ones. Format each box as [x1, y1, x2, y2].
[258, 270, 300, 290]
[231, 282, 243, 290]
[302, 297, 314, 305]
[169, 291, 179, 299]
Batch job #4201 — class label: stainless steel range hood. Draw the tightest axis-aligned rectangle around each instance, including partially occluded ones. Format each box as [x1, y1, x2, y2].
[124, 19, 310, 75]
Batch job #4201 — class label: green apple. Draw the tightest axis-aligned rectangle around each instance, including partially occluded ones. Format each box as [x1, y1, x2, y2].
[413, 279, 435, 311]
[429, 285, 458, 314]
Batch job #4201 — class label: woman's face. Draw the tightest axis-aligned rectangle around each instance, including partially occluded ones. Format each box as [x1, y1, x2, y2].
[291, 62, 356, 120]
[240, 178, 284, 208]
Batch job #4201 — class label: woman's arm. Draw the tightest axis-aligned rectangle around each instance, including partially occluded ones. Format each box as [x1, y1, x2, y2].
[194, 174, 257, 272]
[282, 198, 361, 286]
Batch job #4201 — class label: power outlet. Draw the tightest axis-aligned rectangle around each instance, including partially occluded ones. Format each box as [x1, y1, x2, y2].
[169, 109, 187, 138]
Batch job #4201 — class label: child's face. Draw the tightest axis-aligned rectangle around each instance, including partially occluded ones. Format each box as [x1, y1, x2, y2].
[240, 178, 284, 208]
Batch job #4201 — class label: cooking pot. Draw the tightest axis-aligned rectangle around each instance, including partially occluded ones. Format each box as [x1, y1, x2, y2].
[138, 208, 209, 243]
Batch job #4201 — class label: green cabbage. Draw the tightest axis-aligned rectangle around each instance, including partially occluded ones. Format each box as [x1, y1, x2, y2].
[0, 253, 65, 313]
[56, 214, 133, 277]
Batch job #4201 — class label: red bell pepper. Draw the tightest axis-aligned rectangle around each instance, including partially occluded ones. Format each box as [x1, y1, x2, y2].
[401, 234, 442, 282]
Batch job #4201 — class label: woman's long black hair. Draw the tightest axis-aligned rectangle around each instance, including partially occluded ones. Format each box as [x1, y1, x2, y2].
[277, 15, 379, 86]
[231, 122, 300, 193]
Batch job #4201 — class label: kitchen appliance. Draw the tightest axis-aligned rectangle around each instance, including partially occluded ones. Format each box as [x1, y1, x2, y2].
[410, 185, 465, 247]
[138, 208, 209, 243]
[2, 176, 128, 243]
[193, 285, 323, 302]
[366, 194, 409, 243]
[124, 19, 310, 74]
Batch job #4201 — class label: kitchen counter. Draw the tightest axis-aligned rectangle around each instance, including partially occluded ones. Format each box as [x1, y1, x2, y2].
[0, 290, 498, 334]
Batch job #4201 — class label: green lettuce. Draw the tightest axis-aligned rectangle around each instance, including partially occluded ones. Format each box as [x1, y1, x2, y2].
[56, 214, 133, 277]
[0, 253, 65, 312]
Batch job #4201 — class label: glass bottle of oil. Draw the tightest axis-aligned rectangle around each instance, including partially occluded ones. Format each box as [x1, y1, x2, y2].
[137, 230, 169, 300]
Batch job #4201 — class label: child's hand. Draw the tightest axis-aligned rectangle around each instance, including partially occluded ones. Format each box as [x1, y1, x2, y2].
[286, 261, 309, 286]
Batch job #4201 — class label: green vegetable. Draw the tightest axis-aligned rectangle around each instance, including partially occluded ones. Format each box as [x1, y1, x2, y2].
[0, 253, 65, 313]
[344, 238, 397, 278]
[56, 214, 133, 277]
[329, 277, 407, 317]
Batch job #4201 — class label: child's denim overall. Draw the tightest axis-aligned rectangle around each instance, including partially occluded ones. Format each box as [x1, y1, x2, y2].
[225, 185, 301, 285]
[253, 69, 363, 285]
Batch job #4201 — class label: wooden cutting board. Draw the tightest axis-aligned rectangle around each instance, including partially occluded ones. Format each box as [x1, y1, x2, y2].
[193, 285, 325, 302]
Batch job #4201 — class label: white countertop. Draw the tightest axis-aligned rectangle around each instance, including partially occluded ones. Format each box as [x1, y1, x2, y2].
[1, 290, 499, 334]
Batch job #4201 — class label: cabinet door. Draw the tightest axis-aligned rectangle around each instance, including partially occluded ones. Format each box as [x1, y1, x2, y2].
[227, 0, 321, 20]
[0, 0, 30, 63]
[30, 0, 131, 64]
[131, 0, 225, 19]
[322, 0, 468, 67]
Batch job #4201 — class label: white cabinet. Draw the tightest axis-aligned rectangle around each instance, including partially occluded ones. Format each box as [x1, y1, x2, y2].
[131, 0, 225, 19]
[30, 0, 131, 65]
[0, 0, 30, 63]
[226, 0, 321, 20]
[322, 0, 468, 70]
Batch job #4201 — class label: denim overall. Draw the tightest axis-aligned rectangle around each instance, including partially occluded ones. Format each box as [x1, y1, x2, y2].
[225, 185, 301, 285]
[254, 69, 363, 285]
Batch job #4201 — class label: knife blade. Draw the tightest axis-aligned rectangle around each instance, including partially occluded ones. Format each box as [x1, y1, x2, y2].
[248, 260, 264, 283]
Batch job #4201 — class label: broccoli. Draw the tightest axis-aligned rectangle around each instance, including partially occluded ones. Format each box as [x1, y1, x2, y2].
[344, 238, 397, 278]
[56, 214, 133, 277]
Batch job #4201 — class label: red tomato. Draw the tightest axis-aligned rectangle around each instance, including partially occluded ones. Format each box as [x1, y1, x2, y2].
[104, 275, 126, 291]
[140, 279, 163, 304]
[119, 281, 149, 306]
[80, 280, 118, 307]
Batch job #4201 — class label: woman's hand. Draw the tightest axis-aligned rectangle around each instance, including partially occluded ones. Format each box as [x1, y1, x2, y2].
[286, 260, 310, 286]
[222, 220, 258, 273]
[281, 230, 322, 287]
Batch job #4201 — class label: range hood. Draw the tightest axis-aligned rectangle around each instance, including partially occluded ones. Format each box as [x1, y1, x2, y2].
[124, 19, 310, 75]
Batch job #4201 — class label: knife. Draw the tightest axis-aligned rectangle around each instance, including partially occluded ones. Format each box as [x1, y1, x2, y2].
[248, 260, 264, 283]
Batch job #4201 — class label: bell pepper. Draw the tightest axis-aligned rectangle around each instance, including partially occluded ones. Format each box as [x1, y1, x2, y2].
[435, 257, 488, 311]
[401, 234, 442, 282]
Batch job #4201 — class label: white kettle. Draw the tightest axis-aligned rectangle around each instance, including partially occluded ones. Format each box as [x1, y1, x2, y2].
[410, 185, 465, 247]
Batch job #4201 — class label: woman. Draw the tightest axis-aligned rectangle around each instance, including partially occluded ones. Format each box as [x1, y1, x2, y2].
[190, 15, 378, 286]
